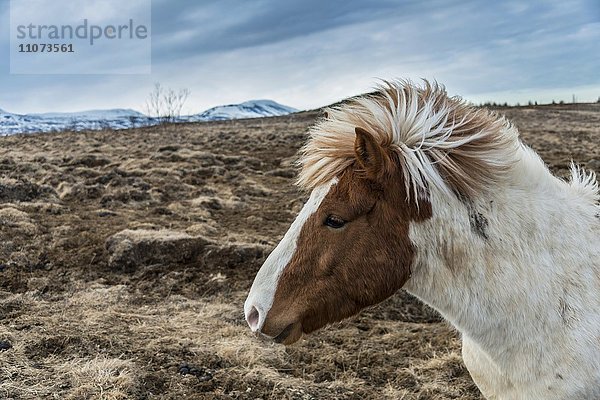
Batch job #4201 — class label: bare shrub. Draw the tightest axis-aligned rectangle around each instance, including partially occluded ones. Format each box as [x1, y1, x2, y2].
[145, 82, 190, 123]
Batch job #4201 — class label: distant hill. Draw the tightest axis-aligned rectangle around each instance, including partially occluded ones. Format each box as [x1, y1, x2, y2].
[188, 100, 297, 121]
[0, 100, 297, 135]
[35, 109, 147, 120]
[0, 108, 151, 135]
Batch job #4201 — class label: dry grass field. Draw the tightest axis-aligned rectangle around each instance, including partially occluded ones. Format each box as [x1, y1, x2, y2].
[0, 103, 599, 399]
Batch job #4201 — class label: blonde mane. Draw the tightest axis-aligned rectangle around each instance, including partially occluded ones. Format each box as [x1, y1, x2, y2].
[298, 80, 522, 200]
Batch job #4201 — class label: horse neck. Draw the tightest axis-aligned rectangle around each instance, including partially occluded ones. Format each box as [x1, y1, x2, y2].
[404, 144, 600, 367]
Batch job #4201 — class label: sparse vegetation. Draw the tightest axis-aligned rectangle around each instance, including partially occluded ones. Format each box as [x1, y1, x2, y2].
[127, 115, 142, 129]
[145, 82, 190, 123]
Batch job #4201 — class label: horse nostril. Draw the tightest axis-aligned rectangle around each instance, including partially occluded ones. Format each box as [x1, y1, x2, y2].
[246, 306, 260, 332]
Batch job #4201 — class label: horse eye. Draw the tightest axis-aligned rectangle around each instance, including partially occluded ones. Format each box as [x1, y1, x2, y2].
[324, 215, 346, 229]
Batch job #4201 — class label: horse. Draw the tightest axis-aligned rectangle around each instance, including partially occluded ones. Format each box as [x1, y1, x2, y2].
[244, 80, 600, 399]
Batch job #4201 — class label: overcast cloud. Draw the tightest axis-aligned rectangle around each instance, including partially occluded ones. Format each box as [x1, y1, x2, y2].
[0, 0, 598, 114]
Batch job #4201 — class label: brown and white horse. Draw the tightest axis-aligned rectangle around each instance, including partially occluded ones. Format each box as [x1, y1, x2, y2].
[244, 80, 600, 399]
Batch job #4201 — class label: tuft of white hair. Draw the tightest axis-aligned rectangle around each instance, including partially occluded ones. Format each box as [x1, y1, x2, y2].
[569, 162, 600, 205]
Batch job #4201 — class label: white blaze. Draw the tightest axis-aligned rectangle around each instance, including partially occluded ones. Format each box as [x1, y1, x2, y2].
[244, 179, 337, 332]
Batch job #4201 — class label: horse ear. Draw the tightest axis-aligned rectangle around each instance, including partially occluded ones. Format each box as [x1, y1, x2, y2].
[354, 127, 387, 180]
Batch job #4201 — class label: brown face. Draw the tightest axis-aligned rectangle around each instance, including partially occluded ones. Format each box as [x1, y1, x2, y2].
[244, 128, 431, 345]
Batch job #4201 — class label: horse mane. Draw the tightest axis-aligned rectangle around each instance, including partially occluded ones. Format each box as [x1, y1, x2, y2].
[297, 80, 523, 200]
[569, 162, 600, 206]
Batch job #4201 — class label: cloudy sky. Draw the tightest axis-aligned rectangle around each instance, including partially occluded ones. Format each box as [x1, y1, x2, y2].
[0, 0, 599, 114]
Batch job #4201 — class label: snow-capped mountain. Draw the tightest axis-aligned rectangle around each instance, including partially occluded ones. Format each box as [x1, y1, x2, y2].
[0, 108, 154, 135]
[0, 100, 297, 136]
[188, 100, 297, 121]
[36, 109, 147, 120]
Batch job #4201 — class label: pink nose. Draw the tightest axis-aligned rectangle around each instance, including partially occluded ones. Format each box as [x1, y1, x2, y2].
[246, 306, 261, 332]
